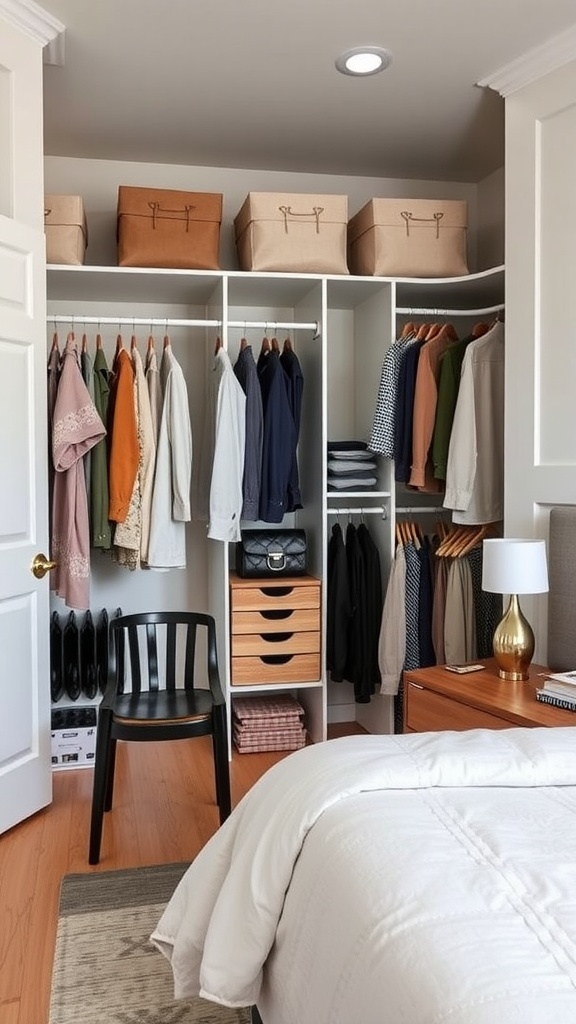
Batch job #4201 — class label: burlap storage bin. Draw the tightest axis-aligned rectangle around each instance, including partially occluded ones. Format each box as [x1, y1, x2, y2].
[234, 192, 349, 274]
[44, 195, 88, 266]
[347, 198, 469, 278]
[117, 186, 223, 269]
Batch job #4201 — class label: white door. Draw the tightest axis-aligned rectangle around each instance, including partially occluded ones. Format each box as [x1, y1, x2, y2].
[0, 10, 58, 833]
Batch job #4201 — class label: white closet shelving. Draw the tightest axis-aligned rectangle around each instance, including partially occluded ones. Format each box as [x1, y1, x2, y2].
[47, 262, 505, 748]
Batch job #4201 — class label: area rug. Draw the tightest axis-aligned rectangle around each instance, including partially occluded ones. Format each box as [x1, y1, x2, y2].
[49, 862, 252, 1024]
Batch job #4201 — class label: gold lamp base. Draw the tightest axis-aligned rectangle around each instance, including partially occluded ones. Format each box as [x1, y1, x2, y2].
[492, 594, 535, 681]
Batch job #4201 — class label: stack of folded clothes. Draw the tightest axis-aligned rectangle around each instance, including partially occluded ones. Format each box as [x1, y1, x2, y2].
[327, 439, 378, 491]
[232, 694, 307, 753]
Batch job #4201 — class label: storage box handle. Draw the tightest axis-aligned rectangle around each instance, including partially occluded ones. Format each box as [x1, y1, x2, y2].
[148, 201, 196, 231]
[278, 205, 324, 234]
[401, 210, 444, 238]
[44, 208, 52, 218]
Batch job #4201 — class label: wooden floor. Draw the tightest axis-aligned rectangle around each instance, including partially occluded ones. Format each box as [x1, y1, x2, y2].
[0, 722, 363, 1024]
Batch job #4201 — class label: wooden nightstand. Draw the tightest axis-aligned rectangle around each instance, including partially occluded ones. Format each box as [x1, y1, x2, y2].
[403, 659, 576, 732]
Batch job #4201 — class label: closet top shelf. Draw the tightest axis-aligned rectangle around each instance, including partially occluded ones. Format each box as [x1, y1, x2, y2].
[46, 263, 504, 311]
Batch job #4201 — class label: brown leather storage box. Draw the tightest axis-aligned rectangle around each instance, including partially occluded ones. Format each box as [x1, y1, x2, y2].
[117, 185, 222, 269]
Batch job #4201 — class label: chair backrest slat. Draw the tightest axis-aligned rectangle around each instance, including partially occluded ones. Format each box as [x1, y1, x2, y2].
[127, 624, 142, 693]
[184, 621, 197, 691]
[146, 622, 159, 691]
[166, 622, 177, 690]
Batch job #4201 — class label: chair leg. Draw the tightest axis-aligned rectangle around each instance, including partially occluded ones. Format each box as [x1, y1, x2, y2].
[89, 709, 113, 864]
[212, 706, 231, 825]
[104, 737, 117, 811]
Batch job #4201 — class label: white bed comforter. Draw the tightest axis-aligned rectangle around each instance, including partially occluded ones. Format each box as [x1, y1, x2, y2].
[151, 728, 576, 1020]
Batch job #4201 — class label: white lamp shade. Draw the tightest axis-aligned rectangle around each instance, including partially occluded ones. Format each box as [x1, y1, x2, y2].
[482, 538, 549, 595]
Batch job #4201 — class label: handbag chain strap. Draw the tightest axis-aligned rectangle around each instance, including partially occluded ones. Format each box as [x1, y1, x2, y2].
[278, 205, 324, 234]
[400, 210, 444, 239]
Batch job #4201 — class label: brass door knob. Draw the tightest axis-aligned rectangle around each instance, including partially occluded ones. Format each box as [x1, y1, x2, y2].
[31, 553, 57, 579]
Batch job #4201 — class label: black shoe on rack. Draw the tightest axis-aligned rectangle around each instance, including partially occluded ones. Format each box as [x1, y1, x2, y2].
[50, 611, 64, 703]
[80, 609, 98, 699]
[96, 608, 109, 695]
[63, 610, 81, 701]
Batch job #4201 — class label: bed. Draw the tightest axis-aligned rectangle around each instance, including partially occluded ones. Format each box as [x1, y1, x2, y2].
[151, 728, 576, 1023]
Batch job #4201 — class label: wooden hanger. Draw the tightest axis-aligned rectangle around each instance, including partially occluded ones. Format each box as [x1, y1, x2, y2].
[271, 336, 280, 353]
[215, 337, 222, 354]
[425, 323, 442, 341]
[260, 336, 271, 355]
[455, 525, 489, 558]
[472, 322, 490, 338]
[115, 333, 124, 355]
[395, 523, 404, 548]
[50, 331, 59, 353]
[96, 333, 103, 350]
[283, 337, 293, 352]
[81, 333, 88, 354]
[163, 334, 171, 350]
[400, 321, 416, 339]
[147, 334, 155, 354]
[240, 337, 248, 351]
[415, 323, 431, 340]
[130, 333, 138, 351]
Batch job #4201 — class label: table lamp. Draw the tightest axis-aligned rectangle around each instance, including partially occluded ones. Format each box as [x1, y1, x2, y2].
[481, 538, 549, 681]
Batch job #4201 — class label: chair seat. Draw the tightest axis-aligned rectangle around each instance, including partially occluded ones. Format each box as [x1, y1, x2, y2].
[113, 688, 214, 726]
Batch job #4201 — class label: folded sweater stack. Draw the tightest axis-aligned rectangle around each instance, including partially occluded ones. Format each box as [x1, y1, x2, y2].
[233, 694, 307, 753]
[327, 440, 378, 491]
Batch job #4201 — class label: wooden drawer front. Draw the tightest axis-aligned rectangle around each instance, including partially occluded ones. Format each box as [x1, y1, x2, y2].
[232, 608, 319, 635]
[232, 630, 320, 657]
[405, 683, 510, 732]
[231, 583, 320, 613]
[232, 653, 321, 685]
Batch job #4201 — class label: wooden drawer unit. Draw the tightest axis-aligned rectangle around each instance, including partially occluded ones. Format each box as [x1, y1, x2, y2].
[403, 659, 576, 732]
[229, 572, 321, 686]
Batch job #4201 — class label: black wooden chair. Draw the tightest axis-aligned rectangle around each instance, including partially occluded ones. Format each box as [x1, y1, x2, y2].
[89, 611, 231, 864]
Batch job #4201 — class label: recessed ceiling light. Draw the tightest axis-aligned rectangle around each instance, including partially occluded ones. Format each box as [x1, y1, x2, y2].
[335, 46, 392, 77]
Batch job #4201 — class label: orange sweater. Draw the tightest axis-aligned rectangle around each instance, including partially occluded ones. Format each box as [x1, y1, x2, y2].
[108, 348, 139, 522]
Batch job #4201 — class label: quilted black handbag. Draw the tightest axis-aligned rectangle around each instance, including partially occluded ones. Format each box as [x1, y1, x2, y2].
[236, 529, 307, 578]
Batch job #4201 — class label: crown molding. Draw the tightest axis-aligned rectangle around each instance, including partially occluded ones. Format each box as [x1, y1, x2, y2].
[478, 23, 576, 97]
[0, 0, 65, 64]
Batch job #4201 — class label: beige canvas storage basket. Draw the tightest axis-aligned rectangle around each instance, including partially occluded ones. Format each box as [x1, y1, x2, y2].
[44, 195, 88, 266]
[234, 192, 349, 274]
[347, 198, 469, 278]
[117, 186, 223, 270]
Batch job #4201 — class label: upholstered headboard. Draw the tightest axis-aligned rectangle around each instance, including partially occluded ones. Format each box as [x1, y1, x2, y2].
[547, 506, 576, 672]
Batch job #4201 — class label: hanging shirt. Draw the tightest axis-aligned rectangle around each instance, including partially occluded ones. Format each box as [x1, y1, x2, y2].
[326, 521, 351, 681]
[444, 321, 505, 524]
[90, 346, 112, 550]
[258, 349, 296, 523]
[444, 558, 477, 664]
[279, 344, 304, 512]
[148, 344, 193, 568]
[379, 543, 407, 696]
[145, 345, 163, 446]
[233, 344, 263, 522]
[204, 347, 246, 543]
[409, 327, 456, 492]
[132, 346, 156, 564]
[51, 339, 106, 610]
[108, 347, 139, 523]
[368, 335, 413, 459]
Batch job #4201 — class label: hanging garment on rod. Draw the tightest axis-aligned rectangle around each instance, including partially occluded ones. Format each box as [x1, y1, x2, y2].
[444, 320, 505, 524]
[408, 323, 458, 492]
[50, 336, 106, 610]
[147, 341, 193, 567]
[233, 342, 263, 522]
[90, 344, 111, 550]
[196, 346, 246, 543]
[279, 341, 304, 513]
[257, 345, 297, 523]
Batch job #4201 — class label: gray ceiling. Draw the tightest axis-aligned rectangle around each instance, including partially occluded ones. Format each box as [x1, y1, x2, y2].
[41, 0, 576, 184]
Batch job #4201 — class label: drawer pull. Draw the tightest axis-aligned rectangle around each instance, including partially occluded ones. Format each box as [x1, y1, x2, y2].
[259, 654, 294, 665]
[408, 682, 424, 690]
[259, 609, 293, 621]
[260, 586, 294, 597]
[260, 632, 294, 644]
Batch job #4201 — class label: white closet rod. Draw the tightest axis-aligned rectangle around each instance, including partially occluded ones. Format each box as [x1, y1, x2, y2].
[327, 506, 389, 517]
[396, 506, 446, 514]
[46, 315, 320, 332]
[396, 304, 505, 317]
